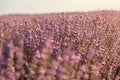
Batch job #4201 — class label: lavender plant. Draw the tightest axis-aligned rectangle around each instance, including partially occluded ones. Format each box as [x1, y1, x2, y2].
[0, 10, 120, 80]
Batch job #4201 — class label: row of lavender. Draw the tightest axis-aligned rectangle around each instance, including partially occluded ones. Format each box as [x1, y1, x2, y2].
[0, 11, 120, 80]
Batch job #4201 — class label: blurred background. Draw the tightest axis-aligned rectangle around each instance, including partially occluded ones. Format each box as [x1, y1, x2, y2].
[0, 0, 120, 15]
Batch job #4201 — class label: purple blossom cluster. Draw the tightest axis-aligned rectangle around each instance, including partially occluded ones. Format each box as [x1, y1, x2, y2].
[0, 10, 120, 80]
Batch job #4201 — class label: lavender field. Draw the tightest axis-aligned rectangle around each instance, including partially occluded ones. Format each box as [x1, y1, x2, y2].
[0, 11, 120, 80]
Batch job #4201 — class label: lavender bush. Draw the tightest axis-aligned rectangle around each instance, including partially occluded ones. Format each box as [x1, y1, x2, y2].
[0, 10, 120, 80]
